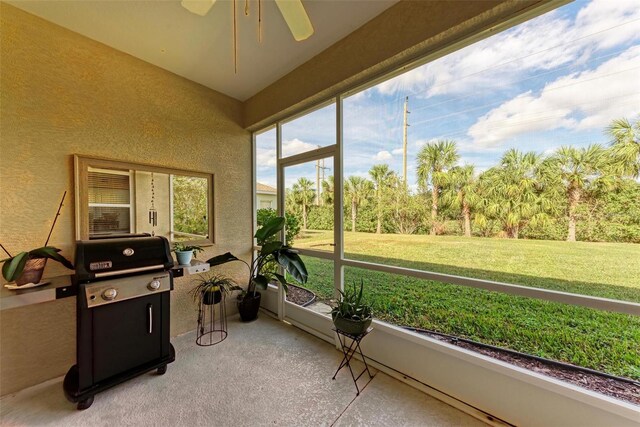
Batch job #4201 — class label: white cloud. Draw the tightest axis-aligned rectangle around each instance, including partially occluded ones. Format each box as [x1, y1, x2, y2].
[391, 148, 404, 155]
[256, 147, 276, 168]
[467, 45, 640, 147]
[374, 150, 393, 161]
[374, 0, 640, 98]
[281, 138, 319, 157]
[414, 138, 439, 148]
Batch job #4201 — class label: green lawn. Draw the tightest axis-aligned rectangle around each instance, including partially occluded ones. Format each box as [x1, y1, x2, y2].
[292, 231, 640, 380]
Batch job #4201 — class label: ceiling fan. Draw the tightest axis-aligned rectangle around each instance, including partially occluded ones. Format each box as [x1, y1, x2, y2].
[181, 0, 314, 42]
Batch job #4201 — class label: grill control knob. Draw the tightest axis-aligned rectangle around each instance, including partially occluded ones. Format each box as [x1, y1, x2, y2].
[148, 280, 161, 291]
[102, 288, 118, 301]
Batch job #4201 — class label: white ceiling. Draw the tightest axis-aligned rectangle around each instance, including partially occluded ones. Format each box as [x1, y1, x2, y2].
[8, 0, 398, 101]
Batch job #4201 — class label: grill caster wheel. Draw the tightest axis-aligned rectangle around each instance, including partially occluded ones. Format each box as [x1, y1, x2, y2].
[77, 396, 94, 410]
[157, 365, 167, 375]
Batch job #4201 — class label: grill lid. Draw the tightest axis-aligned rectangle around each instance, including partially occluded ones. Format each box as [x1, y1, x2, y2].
[74, 236, 174, 282]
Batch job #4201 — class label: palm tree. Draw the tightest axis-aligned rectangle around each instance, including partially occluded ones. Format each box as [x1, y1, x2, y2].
[369, 164, 395, 234]
[442, 165, 478, 237]
[290, 177, 315, 230]
[545, 145, 613, 242]
[321, 175, 334, 206]
[607, 117, 640, 178]
[344, 176, 373, 232]
[479, 149, 552, 239]
[384, 174, 422, 234]
[416, 140, 459, 235]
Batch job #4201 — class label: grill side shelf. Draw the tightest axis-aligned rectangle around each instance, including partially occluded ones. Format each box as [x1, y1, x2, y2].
[1, 275, 76, 311]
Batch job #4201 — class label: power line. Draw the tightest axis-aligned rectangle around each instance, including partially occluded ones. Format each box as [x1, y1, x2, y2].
[407, 47, 634, 115]
[356, 17, 640, 107]
[416, 97, 639, 142]
[408, 69, 640, 129]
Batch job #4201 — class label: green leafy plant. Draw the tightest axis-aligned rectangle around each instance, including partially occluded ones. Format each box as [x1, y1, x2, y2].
[331, 280, 372, 321]
[1, 192, 73, 283]
[207, 216, 308, 296]
[1, 247, 74, 282]
[190, 273, 242, 303]
[173, 243, 204, 258]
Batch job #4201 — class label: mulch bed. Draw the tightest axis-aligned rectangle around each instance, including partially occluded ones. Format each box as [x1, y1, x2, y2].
[285, 284, 316, 307]
[413, 329, 640, 405]
[283, 286, 639, 405]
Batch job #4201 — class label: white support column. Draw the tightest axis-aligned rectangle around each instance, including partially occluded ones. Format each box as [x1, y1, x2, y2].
[251, 133, 257, 246]
[276, 123, 286, 321]
[334, 96, 344, 299]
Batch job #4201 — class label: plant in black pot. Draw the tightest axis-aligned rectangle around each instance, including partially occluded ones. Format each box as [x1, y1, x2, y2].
[190, 273, 242, 306]
[207, 216, 308, 322]
[331, 280, 373, 335]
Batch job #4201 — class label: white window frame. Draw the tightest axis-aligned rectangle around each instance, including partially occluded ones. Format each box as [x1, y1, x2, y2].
[250, 1, 640, 422]
[169, 174, 210, 241]
[87, 166, 134, 235]
[252, 15, 640, 317]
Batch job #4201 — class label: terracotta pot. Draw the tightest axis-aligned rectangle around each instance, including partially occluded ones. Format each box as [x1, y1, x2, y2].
[16, 258, 47, 286]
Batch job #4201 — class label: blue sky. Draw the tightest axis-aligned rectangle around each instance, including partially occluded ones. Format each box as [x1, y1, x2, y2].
[257, 0, 640, 190]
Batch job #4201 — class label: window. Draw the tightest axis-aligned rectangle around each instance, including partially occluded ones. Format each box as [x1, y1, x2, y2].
[284, 157, 334, 252]
[88, 168, 132, 236]
[253, 0, 640, 394]
[255, 128, 278, 221]
[171, 175, 209, 241]
[75, 156, 213, 245]
[281, 103, 336, 158]
[335, 0, 640, 381]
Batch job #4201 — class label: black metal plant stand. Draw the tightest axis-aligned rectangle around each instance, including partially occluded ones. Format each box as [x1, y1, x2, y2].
[196, 293, 228, 346]
[332, 327, 374, 395]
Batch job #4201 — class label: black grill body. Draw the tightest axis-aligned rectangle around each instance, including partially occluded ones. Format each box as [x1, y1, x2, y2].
[63, 236, 175, 410]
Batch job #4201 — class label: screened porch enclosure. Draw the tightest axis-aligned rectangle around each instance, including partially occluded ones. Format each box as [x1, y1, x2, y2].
[252, 0, 640, 423]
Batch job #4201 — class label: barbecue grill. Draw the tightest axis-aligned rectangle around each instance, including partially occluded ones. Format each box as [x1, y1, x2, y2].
[63, 235, 175, 410]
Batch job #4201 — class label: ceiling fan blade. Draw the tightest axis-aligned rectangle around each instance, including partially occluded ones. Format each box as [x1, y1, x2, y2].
[181, 0, 217, 16]
[275, 0, 314, 42]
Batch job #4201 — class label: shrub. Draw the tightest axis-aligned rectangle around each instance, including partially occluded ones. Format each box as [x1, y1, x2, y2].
[307, 205, 333, 230]
[257, 208, 300, 245]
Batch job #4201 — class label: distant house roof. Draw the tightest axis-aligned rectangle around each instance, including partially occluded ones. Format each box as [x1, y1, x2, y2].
[256, 183, 277, 194]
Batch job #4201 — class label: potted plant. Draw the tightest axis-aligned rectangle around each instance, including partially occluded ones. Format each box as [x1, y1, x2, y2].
[1, 192, 74, 286]
[331, 280, 373, 335]
[1, 246, 74, 286]
[207, 216, 308, 322]
[190, 273, 242, 306]
[173, 243, 204, 265]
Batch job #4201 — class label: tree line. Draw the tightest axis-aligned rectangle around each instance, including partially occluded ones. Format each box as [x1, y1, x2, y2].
[285, 117, 640, 243]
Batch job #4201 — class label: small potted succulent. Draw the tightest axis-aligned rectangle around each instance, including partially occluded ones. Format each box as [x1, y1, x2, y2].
[173, 243, 203, 266]
[207, 216, 308, 322]
[190, 273, 242, 306]
[331, 280, 373, 335]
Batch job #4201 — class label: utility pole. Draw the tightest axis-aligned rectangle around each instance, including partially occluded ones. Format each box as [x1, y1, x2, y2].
[315, 157, 329, 206]
[402, 96, 410, 187]
[316, 158, 320, 206]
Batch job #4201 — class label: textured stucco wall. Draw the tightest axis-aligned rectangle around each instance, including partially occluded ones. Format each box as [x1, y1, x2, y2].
[0, 3, 251, 395]
[243, 0, 545, 129]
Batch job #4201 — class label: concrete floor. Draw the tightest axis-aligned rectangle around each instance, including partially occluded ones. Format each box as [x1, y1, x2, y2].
[0, 315, 485, 426]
